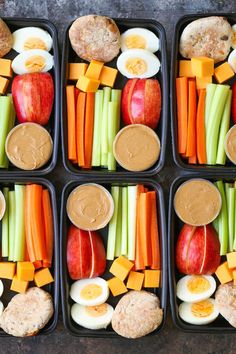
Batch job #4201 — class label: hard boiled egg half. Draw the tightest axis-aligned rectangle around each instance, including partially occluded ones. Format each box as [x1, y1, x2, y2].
[117, 49, 160, 78]
[179, 298, 219, 325]
[71, 302, 114, 330]
[12, 27, 53, 53]
[228, 48, 236, 73]
[121, 28, 159, 53]
[12, 49, 54, 75]
[70, 277, 109, 306]
[176, 275, 216, 303]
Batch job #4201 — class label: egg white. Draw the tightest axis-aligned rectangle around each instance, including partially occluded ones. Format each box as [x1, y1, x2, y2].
[11, 49, 54, 75]
[0, 301, 4, 316]
[70, 277, 109, 306]
[117, 48, 160, 78]
[121, 27, 159, 53]
[12, 27, 53, 53]
[0, 280, 4, 298]
[176, 275, 216, 303]
[228, 48, 236, 72]
[71, 303, 113, 330]
[179, 298, 219, 325]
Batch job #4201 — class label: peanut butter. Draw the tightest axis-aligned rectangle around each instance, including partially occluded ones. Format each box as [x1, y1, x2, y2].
[66, 183, 114, 231]
[174, 179, 222, 226]
[225, 125, 236, 164]
[113, 124, 160, 171]
[5, 123, 53, 170]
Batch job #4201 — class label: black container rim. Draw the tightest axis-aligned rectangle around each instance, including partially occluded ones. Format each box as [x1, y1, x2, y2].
[61, 18, 168, 178]
[60, 177, 167, 338]
[0, 17, 60, 177]
[170, 12, 236, 173]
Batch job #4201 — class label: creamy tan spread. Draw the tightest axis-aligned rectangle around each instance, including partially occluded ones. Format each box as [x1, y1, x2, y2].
[113, 124, 160, 172]
[225, 125, 236, 164]
[0, 191, 5, 220]
[66, 183, 114, 230]
[174, 179, 222, 226]
[5, 123, 53, 170]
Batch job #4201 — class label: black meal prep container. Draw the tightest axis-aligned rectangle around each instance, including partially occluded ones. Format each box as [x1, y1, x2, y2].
[61, 18, 168, 177]
[0, 18, 60, 176]
[0, 177, 59, 336]
[60, 178, 167, 337]
[169, 173, 236, 333]
[171, 13, 236, 172]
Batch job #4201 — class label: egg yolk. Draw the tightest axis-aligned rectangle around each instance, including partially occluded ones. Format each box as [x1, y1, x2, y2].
[80, 284, 102, 300]
[187, 276, 210, 294]
[24, 38, 47, 51]
[191, 300, 214, 318]
[125, 58, 147, 75]
[25, 55, 46, 72]
[85, 303, 108, 317]
[125, 35, 146, 49]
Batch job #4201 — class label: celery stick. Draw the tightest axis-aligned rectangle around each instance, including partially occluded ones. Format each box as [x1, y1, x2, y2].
[205, 84, 216, 127]
[212, 217, 219, 234]
[228, 187, 235, 252]
[111, 89, 122, 131]
[127, 185, 138, 260]
[1, 187, 9, 257]
[121, 187, 128, 255]
[92, 90, 104, 166]
[0, 96, 12, 167]
[216, 181, 228, 255]
[206, 85, 229, 165]
[8, 190, 15, 261]
[216, 90, 232, 165]
[107, 186, 120, 260]
[115, 188, 122, 257]
[108, 101, 118, 171]
[233, 182, 236, 250]
[101, 87, 111, 155]
[14, 185, 25, 261]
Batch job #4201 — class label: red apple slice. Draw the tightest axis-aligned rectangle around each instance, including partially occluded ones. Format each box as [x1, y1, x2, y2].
[89, 231, 106, 278]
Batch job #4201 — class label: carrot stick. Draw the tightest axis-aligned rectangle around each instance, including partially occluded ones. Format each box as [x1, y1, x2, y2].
[186, 79, 197, 157]
[76, 92, 86, 167]
[34, 260, 42, 269]
[148, 191, 161, 270]
[66, 86, 77, 161]
[196, 89, 207, 164]
[84, 92, 95, 169]
[42, 189, 54, 268]
[139, 192, 152, 267]
[189, 155, 197, 164]
[176, 77, 188, 154]
[25, 185, 36, 262]
[134, 185, 145, 270]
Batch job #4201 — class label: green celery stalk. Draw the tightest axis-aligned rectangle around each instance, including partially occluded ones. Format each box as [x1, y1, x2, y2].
[233, 182, 236, 250]
[107, 101, 118, 171]
[127, 185, 138, 260]
[111, 89, 122, 131]
[8, 190, 15, 261]
[216, 90, 232, 165]
[216, 181, 228, 255]
[14, 185, 26, 261]
[206, 85, 229, 165]
[92, 90, 104, 166]
[106, 186, 120, 260]
[1, 187, 9, 257]
[0, 96, 12, 167]
[228, 186, 235, 252]
[121, 187, 128, 255]
[101, 87, 111, 160]
[213, 182, 220, 235]
[115, 188, 122, 257]
[205, 84, 217, 127]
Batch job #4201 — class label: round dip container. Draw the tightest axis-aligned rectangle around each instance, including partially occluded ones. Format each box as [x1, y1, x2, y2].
[225, 125, 236, 164]
[113, 124, 160, 172]
[5, 122, 53, 170]
[0, 190, 6, 221]
[66, 183, 114, 231]
[174, 179, 222, 226]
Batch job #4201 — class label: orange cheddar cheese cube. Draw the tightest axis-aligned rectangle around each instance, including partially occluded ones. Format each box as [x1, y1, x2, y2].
[215, 261, 233, 284]
[214, 62, 234, 83]
[226, 252, 236, 269]
[69, 63, 88, 80]
[0, 262, 16, 279]
[10, 275, 28, 293]
[34, 268, 54, 287]
[179, 60, 194, 77]
[17, 262, 35, 281]
[0, 76, 9, 94]
[233, 270, 236, 286]
[109, 256, 134, 281]
[107, 277, 127, 296]
[99, 66, 118, 87]
[196, 76, 212, 90]
[191, 57, 214, 77]
[85, 60, 104, 80]
[76, 75, 100, 92]
[0, 58, 12, 77]
[143, 269, 160, 288]
[127, 271, 144, 290]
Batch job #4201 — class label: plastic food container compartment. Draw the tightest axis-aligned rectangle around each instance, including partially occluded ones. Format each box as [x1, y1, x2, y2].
[0, 177, 59, 336]
[61, 18, 168, 177]
[168, 173, 236, 333]
[0, 18, 59, 176]
[171, 13, 236, 172]
[60, 178, 167, 337]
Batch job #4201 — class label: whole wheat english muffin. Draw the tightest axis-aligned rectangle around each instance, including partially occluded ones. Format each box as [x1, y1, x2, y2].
[0, 18, 12, 57]
[179, 16, 232, 63]
[69, 15, 120, 62]
[215, 282, 236, 327]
